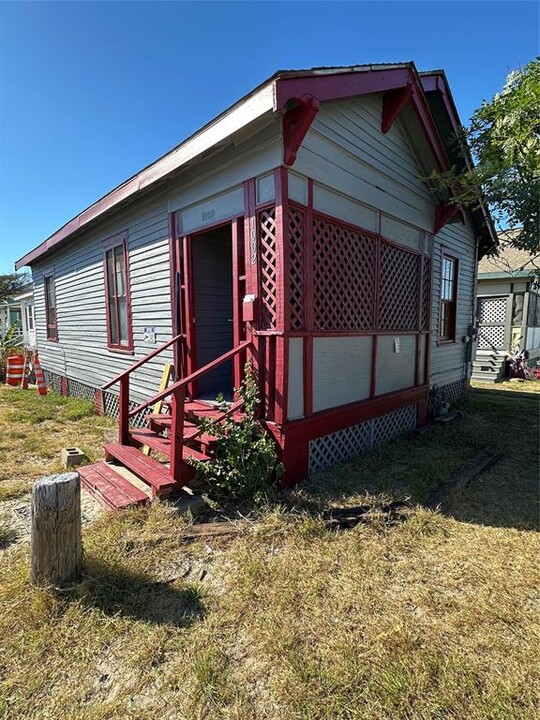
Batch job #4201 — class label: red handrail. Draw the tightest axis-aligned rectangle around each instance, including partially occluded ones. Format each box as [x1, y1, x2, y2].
[128, 340, 252, 418]
[102, 332, 185, 390]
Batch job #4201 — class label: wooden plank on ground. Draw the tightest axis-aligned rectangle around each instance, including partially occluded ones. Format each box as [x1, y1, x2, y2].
[426, 446, 504, 509]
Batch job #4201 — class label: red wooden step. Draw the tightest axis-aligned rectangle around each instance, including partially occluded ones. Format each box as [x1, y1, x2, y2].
[104, 443, 176, 497]
[147, 414, 217, 445]
[80, 461, 149, 511]
[129, 428, 211, 462]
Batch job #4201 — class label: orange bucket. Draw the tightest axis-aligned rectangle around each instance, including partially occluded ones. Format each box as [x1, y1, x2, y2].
[6, 354, 24, 386]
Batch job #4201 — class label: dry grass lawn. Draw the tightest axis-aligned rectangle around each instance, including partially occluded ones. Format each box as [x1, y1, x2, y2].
[0, 384, 538, 719]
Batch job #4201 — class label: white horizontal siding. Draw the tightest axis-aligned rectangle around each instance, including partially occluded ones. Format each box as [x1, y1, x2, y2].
[32, 120, 282, 401]
[33, 193, 172, 400]
[294, 95, 436, 231]
[430, 221, 477, 387]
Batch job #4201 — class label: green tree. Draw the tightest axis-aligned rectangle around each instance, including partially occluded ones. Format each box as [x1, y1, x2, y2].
[0, 273, 30, 304]
[432, 57, 539, 253]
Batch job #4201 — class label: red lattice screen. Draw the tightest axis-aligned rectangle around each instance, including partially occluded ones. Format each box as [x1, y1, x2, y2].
[313, 215, 376, 331]
[378, 242, 420, 331]
[421, 257, 431, 331]
[259, 208, 278, 329]
[288, 206, 306, 330]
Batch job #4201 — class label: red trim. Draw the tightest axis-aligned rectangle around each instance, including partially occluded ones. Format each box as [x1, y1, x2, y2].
[103, 231, 134, 352]
[438, 249, 459, 343]
[283, 95, 320, 166]
[95, 388, 104, 416]
[434, 204, 462, 235]
[381, 84, 413, 133]
[102, 332, 184, 390]
[168, 211, 181, 378]
[182, 234, 196, 395]
[43, 270, 59, 342]
[276, 67, 450, 171]
[274, 167, 289, 422]
[275, 68, 412, 109]
[231, 217, 244, 391]
[275, 167, 288, 333]
[286, 385, 427, 438]
[305, 179, 315, 330]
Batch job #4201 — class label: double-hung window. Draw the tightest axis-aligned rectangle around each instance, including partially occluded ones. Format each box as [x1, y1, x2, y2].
[44, 274, 58, 341]
[439, 254, 458, 342]
[103, 233, 133, 351]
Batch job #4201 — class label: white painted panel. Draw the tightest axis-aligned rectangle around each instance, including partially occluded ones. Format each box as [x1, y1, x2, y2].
[375, 335, 416, 395]
[477, 282, 512, 295]
[288, 171, 308, 205]
[312, 336, 372, 412]
[256, 173, 275, 205]
[527, 327, 540, 349]
[179, 186, 244, 234]
[313, 183, 378, 232]
[381, 214, 421, 250]
[287, 337, 304, 419]
[168, 121, 281, 213]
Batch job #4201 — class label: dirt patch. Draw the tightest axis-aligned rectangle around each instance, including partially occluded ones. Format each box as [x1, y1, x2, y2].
[0, 488, 102, 545]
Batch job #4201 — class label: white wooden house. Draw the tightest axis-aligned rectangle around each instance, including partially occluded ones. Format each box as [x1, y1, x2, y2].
[15, 64, 496, 504]
[473, 240, 540, 382]
[0, 283, 36, 349]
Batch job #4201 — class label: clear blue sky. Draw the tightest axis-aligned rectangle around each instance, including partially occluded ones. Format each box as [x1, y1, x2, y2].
[0, 1, 538, 273]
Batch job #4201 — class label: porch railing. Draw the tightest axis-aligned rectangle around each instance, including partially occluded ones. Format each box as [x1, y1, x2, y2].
[102, 337, 252, 482]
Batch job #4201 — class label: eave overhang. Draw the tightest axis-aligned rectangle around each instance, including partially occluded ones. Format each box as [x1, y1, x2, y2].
[17, 63, 477, 269]
[420, 71, 498, 259]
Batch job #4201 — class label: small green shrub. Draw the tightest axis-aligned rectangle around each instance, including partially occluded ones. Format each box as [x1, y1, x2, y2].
[190, 362, 283, 503]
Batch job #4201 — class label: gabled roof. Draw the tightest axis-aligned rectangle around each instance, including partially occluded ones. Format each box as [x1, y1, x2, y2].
[478, 230, 540, 278]
[16, 62, 497, 269]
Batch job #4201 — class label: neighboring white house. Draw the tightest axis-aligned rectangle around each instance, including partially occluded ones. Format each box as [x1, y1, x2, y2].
[473, 241, 540, 382]
[0, 283, 36, 349]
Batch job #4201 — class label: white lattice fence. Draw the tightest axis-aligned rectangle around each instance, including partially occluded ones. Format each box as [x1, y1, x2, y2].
[67, 378, 96, 402]
[308, 404, 417, 473]
[102, 390, 153, 428]
[477, 326, 506, 349]
[478, 297, 506, 323]
[43, 369, 63, 394]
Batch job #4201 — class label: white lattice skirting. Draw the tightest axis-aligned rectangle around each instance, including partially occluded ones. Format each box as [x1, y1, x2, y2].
[308, 403, 417, 474]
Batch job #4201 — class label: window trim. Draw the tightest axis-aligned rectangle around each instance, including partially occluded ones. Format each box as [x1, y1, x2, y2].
[438, 250, 459, 344]
[103, 231, 134, 352]
[44, 271, 59, 342]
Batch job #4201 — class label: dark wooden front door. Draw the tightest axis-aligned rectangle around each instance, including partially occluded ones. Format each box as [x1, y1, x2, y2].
[191, 226, 234, 400]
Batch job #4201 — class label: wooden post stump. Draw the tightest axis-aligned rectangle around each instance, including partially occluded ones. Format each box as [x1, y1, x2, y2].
[31, 472, 82, 587]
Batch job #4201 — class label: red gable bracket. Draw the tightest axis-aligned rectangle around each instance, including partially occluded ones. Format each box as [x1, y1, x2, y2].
[283, 95, 320, 166]
[381, 84, 413, 133]
[434, 204, 464, 235]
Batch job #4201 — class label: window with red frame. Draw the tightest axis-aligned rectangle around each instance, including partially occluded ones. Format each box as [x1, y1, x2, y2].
[44, 275, 58, 341]
[439, 254, 458, 341]
[104, 236, 133, 350]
